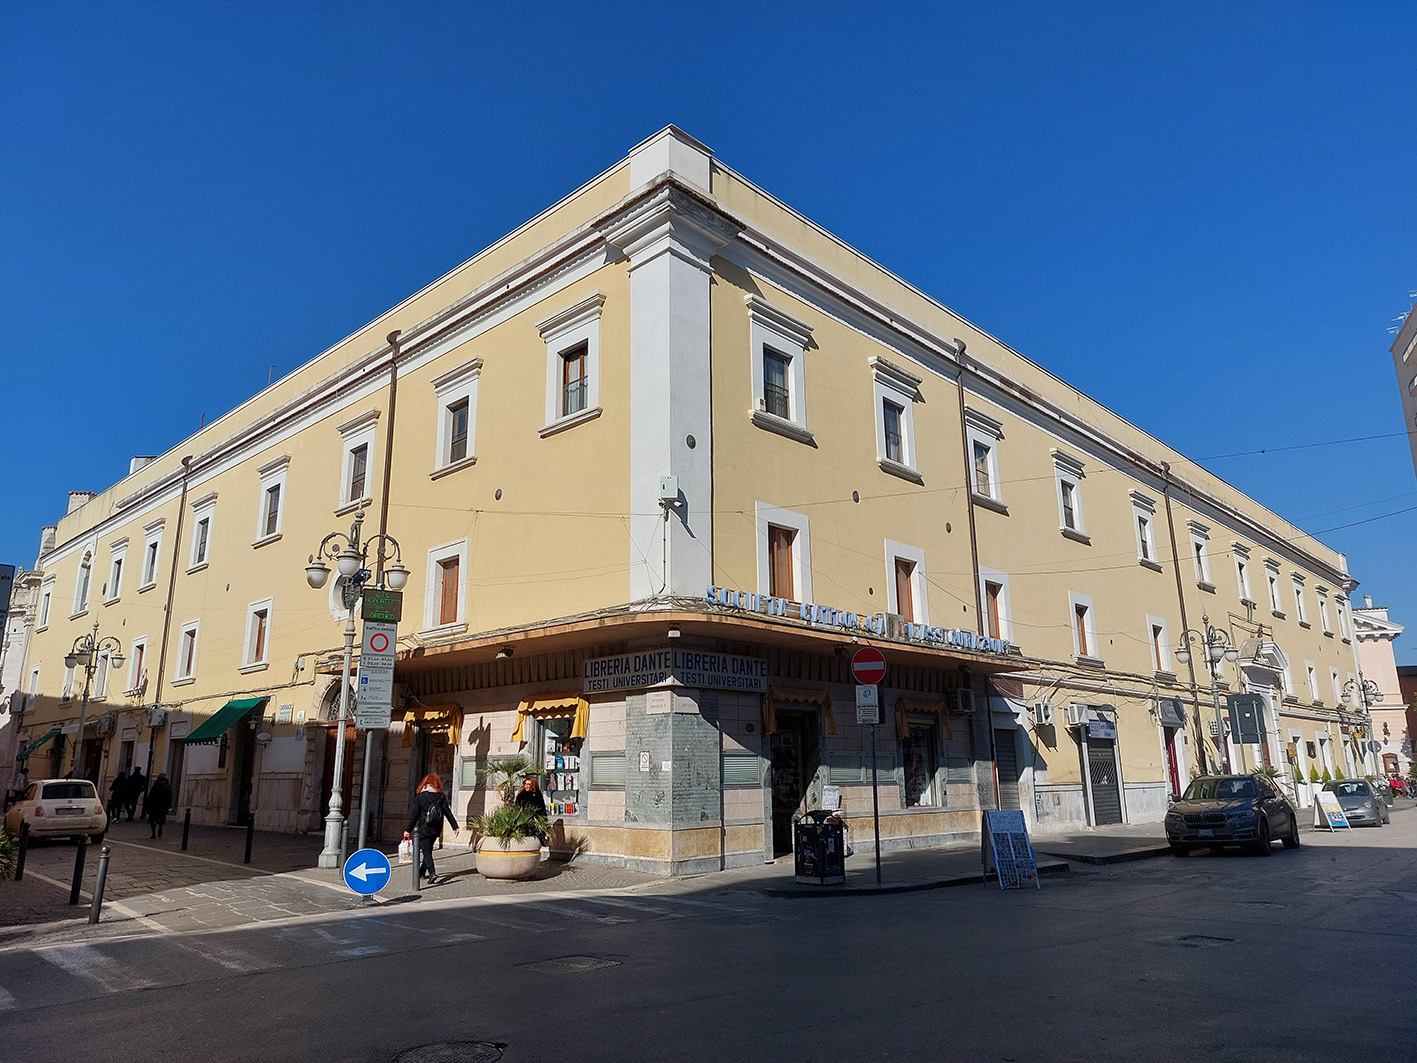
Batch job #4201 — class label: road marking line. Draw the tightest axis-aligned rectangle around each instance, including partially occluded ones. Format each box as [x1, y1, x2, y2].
[38, 945, 160, 992]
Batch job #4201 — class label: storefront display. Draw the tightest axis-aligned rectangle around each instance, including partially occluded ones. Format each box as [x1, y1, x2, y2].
[541, 717, 583, 816]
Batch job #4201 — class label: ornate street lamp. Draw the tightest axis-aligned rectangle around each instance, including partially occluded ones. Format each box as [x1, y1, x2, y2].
[66, 620, 125, 779]
[304, 505, 407, 868]
[1173, 613, 1239, 773]
[1341, 674, 1382, 774]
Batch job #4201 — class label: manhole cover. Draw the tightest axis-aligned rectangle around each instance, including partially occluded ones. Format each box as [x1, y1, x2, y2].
[392, 1042, 505, 1063]
[518, 955, 622, 973]
[1175, 934, 1235, 948]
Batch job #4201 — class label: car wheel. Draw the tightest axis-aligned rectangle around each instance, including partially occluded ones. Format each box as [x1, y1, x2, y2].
[89, 831, 105, 845]
[1169, 841, 1190, 856]
[1282, 816, 1300, 850]
[1251, 818, 1272, 856]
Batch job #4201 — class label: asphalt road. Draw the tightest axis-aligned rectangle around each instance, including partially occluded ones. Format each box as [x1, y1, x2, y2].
[2, 814, 1414, 1063]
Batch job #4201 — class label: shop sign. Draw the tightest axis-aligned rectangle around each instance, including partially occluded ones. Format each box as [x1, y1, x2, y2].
[1086, 719, 1116, 741]
[704, 584, 1016, 655]
[582, 650, 768, 693]
[1157, 698, 1186, 727]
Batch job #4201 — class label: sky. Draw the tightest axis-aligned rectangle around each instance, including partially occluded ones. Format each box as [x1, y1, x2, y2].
[4, 3, 1417, 660]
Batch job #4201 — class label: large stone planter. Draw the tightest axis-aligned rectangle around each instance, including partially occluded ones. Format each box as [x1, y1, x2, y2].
[476, 836, 542, 879]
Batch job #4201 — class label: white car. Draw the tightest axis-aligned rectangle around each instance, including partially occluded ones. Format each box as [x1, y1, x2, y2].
[3, 779, 107, 843]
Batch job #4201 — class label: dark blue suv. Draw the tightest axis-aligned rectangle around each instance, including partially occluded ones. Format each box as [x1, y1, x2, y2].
[1164, 774, 1301, 856]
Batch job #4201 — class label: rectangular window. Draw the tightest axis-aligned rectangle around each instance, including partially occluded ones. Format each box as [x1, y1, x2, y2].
[902, 718, 940, 808]
[1070, 592, 1097, 661]
[26, 667, 39, 712]
[439, 556, 460, 626]
[1075, 604, 1091, 657]
[561, 343, 588, 417]
[335, 410, 379, 507]
[984, 581, 1004, 639]
[1148, 614, 1171, 673]
[62, 665, 75, 701]
[1190, 523, 1212, 586]
[1131, 491, 1157, 564]
[965, 407, 1004, 504]
[1266, 561, 1282, 613]
[143, 541, 159, 583]
[175, 623, 199, 682]
[1293, 577, 1308, 624]
[74, 556, 92, 614]
[1336, 598, 1350, 640]
[193, 517, 210, 566]
[242, 599, 273, 669]
[747, 295, 813, 442]
[1306, 661, 1319, 700]
[763, 349, 791, 419]
[973, 442, 992, 496]
[1317, 589, 1332, 634]
[263, 485, 281, 538]
[1330, 669, 1342, 703]
[432, 358, 482, 470]
[108, 555, 124, 601]
[447, 398, 469, 463]
[882, 400, 904, 464]
[539, 292, 603, 435]
[422, 540, 469, 633]
[1233, 544, 1252, 602]
[127, 639, 147, 694]
[590, 752, 628, 787]
[872, 357, 921, 477]
[1060, 481, 1078, 530]
[886, 540, 928, 626]
[1053, 450, 1086, 538]
[894, 557, 915, 622]
[1136, 514, 1153, 561]
[38, 584, 52, 628]
[93, 651, 110, 700]
[254, 454, 290, 543]
[769, 525, 795, 600]
[347, 444, 368, 502]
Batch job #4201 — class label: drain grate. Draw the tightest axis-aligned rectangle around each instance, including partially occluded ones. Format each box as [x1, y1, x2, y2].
[393, 1042, 506, 1063]
[1175, 934, 1236, 948]
[518, 954, 622, 973]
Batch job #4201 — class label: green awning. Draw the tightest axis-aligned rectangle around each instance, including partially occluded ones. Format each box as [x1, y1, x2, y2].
[180, 697, 269, 745]
[19, 726, 62, 760]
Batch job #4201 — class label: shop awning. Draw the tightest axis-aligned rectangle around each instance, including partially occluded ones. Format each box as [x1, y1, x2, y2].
[19, 725, 62, 760]
[762, 687, 837, 736]
[893, 697, 955, 741]
[511, 693, 588, 743]
[180, 697, 269, 745]
[401, 704, 463, 748]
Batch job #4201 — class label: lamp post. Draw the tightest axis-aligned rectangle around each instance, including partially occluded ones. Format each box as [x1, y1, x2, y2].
[1341, 674, 1382, 776]
[65, 620, 125, 780]
[1173, 613, 1239, 774]
[304, 505, 408, 868]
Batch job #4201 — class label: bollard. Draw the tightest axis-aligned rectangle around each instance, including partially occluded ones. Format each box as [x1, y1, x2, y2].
[88, 846, 111, 924]
[15, 822, 28, 881]
[411, 828, 420, 893]
[181, 808, 191, 851]
[69, 836, 88, 905]
[244, 810, 255, 865]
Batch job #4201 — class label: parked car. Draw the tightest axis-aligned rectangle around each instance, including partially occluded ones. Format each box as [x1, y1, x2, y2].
[2, 779, 107, 843]
[1164, 774, 1300, 856]
[1364, 777, 1394, 814]
[1323, 779, 1389, 826]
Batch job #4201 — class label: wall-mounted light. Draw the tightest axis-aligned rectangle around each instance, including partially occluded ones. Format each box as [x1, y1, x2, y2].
[667, 627, 681, 639]
[496, 646, 514, 659]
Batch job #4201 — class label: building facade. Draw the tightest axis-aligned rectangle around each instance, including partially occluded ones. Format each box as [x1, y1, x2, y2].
[1351, 597, 1410, 779]
[1390, 302, 1417, 482]
[14, 129, 1367, 872]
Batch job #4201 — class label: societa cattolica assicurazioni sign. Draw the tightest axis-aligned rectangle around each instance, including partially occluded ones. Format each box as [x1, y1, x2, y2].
[703, 585, 1017, 656]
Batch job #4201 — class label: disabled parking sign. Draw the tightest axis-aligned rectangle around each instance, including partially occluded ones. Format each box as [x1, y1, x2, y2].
[342, 847, 393, 895]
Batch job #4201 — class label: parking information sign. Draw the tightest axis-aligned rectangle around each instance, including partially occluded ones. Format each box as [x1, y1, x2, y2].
[342, 848, 392, 895]
[357, 621, 397, 729]
[855, 683, 880, 725]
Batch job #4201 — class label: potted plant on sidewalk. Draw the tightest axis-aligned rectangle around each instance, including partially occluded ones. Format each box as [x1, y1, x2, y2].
[472, 804, 549, 880]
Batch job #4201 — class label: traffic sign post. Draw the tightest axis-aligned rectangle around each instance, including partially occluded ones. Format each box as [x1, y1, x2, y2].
[342, 847, 393, 897]
[851, 647, 887, 886]
[357, 621, 397, 729]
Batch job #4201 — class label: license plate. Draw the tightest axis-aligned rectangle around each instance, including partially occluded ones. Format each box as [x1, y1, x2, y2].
[55, 807, 82, 816]
[1197, 828, 1214, 837]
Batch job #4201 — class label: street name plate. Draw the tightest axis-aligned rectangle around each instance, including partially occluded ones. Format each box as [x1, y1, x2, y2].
[361, 588, 404, 624]
[357, 621, 397, 728]
[856, 683, 879, 725]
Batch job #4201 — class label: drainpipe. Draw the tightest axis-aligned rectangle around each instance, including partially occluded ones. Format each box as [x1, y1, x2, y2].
[1161, 462, 1205, 775]
[953, 342, 985, 628]
[147, 455, 194, 789]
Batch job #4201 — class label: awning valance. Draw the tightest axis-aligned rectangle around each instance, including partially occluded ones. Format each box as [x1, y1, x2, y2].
[180, 697, 269, 745]
[401, 704, 463, 748]
[511, 693, 588, 743]
[19, 726, 62, 760]
[762, 687, 837, 736]
[893, 697, 955, 741]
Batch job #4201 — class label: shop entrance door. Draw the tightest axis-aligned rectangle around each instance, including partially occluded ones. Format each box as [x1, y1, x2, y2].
[1086, 736, 1123, 825]
[80, 738, 103, 785]
[1164, 727, 1182, 798]
[229, 721, 258, 825]
[993, 728, 1021, 811]
[769, 712, 817, 857]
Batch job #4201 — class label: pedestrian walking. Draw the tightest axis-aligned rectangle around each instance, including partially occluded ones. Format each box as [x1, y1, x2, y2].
[405, 774, 459, 885]
[126, 766, 146, 821]
[108, 769, 128, 824]
[145, 773, 173, 838]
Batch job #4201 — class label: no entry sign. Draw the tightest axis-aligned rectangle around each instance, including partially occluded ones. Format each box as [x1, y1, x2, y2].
[851, 647, 887, 685]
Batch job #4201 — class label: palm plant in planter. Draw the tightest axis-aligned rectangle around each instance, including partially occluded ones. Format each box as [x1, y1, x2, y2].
[479, 755, 538, 805]
[472, 803, 549, 880]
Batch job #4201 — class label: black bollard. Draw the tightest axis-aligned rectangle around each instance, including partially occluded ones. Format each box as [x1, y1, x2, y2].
[244, 810, 255, 865]
[15, 822, 28, 881]
[88, 846, 111, 924]
[411, 828, 420, 892]
[181, 808, 191, 851]
[69, 836, 88, 905]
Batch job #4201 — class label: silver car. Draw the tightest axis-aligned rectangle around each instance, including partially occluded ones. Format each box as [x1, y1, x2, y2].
[1322, 779, 1389, 826]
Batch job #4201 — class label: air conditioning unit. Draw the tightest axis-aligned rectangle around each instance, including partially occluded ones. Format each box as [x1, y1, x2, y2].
[1031, 700, 1054, 727]
[94, 715, 116, 736]
[147, 708, 168, 728]
[1065, 703, 1089, 728]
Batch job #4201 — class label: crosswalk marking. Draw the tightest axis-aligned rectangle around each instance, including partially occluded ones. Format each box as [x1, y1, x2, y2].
[39, 945, 160, 993]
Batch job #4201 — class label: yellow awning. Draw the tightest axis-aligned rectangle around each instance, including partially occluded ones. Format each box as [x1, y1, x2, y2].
[762, 687, 837, 736]
[511, 693, 589, 743]
[894, 697, 955, 741]
[400, 704, 463, 748]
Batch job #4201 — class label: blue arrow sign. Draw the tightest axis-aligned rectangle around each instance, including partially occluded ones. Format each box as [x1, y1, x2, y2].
[342, 847, 393, 895]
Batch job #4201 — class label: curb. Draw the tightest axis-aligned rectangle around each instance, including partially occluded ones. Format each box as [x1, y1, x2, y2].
[1034, 845, 1172, 866]
[759, 858, 1070, 897]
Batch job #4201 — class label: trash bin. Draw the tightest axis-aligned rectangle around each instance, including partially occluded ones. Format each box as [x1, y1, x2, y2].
[793, 810, 846, 885]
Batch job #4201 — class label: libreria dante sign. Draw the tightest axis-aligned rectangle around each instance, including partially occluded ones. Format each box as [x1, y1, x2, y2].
[704, 585, 1016, 656]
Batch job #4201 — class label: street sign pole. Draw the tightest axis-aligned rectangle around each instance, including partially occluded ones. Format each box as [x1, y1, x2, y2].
[357, 614, 398, 852]
[853, 648, 887, 887]
[870, 716, 881, 886]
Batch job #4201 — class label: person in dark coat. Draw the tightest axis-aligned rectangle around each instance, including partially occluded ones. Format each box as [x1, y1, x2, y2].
[108, 769, 128, 823]
[145, 773, 173, 838]
[125, 767, 146, 821]
[514, 775, 547, 816]
[404, 774, 459, 885]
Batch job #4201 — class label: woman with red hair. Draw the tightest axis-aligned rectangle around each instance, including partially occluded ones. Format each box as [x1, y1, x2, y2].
[404, 773, 460, 885]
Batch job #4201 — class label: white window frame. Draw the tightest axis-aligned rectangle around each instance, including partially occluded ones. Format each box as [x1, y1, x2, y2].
[26, 666, 40, 712]
[964, 407, 1004, 506]
[92, 649, 111, 700]
[1130, 491, 1158, 566]
[37, 579, 54, 630]
[754, 502, 813, 603]
[1265, 559, 1283, 616]
[106, 537, 128, 604]
[139, 518, 165, 591]
[1317, 587, 1332, 635]
[1147, 614, 1172, 674]
[188, 492, 217, 572]
[1305, 660, 1319, 701]
[1069, 591, 1100, 663]
[254, 454, 291, 547]
[1335, 595, 1350, 640]
[884, 539, 929, 624]
[422, 539, 470, 636]
[173, 621, 200, 685]
[126, 636, 148, 695]
[336, 409, 380, 513]
[1052, 450, 1087, 541]
[240, 597, 274, 672]
[1188, 521, 1213, 589]
[1232, 542, 1253, 604]
[430, 357, 483, 477]
[538, 291, 605, 437]
[871, 357, 923, 482]
[62, 664, 75, 702]
[1330, 668, 1342, 704]
[978, 566, 1013, 643]
[1292, 574, 1308, 625]
[746, 294, 814, 445]
[1279, 660, 1293, 697]
[71, 550, 94, 617]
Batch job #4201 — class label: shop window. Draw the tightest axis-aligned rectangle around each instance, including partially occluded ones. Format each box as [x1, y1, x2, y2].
[747, 294, 814, 445]
[590, 752, 627, 787]
[721, 753, 761, 787]
[901, 717, 940, 808]
[539, 717, 583, 816]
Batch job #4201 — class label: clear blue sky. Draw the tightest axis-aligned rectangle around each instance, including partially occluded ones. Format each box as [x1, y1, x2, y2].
[5, 4, 1416, 659]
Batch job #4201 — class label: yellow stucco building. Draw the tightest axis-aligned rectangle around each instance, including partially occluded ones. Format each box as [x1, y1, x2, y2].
[13, 128, 1369, 873]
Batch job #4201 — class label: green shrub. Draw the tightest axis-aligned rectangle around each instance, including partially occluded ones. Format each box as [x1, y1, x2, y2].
[1334, 767, 1345, 780]
[1309, 766, 1321, 783]
[472, 803, 549, 845]
[1321, 767, 1332, 783]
